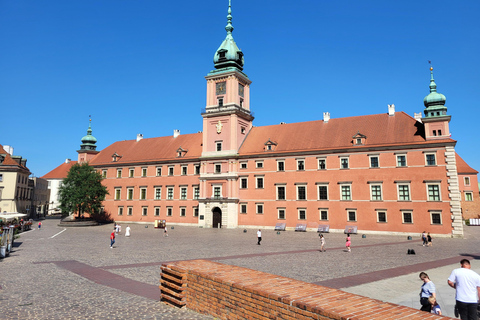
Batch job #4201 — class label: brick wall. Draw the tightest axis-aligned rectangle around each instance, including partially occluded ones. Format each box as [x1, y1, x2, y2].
[160, 260, 445, 320]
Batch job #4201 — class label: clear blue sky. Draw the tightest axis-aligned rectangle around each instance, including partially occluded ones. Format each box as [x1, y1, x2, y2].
[1, 1, 479, 177]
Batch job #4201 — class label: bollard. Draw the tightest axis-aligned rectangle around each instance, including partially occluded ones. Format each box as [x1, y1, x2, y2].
[407, 236, 412, 240]
[277, 231, 280, 235]
[171, 226, 174, 229]
[362, 234, 366, 238]
[243, 229, 247, 233]
[145, 225, 148, 228]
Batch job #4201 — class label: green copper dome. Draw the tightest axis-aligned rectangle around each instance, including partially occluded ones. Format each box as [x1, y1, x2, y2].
[80, 119, 97, 151]
[423, 67, 447, 117]
[213, 0, 244, 71]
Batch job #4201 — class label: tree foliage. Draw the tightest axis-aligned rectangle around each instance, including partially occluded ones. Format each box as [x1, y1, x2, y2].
[59, 162, 109, 218]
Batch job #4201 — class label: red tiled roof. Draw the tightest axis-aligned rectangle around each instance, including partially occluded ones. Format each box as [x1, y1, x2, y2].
[89, 133, 203, 166]
[41, 161, 78, 179]
[239, 112, 454, 155]
[456, 153, 478, 174]
[0, 144, 30, 171]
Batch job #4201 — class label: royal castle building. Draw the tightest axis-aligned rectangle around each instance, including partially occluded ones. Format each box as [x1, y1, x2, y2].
[44, 3, 479, 237]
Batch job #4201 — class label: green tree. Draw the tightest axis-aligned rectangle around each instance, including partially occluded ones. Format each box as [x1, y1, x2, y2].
[59, 162, 109, 218]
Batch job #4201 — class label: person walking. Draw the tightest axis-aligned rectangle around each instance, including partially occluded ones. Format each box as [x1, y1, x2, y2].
[257, 229, 262, 245]
[38, 221, 42, 230]
[163, 225, 168, 237]
[345, 233, 351, 252]
[422, 231, 427, 246]
[110, 229, 115, 248]
[428, 296, 442, 315]
[427, 232, 433, 247]
[319, 234, 326, 252]
[419, 272, 436, 312]
[447, 259, 480, 320]
[125, 225, 131, 237]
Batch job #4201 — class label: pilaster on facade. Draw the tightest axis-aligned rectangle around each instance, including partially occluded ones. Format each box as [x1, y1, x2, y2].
[445, 146, 463, 238]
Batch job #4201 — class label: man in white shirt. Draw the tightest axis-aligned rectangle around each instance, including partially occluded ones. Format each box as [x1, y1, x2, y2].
[448, 259, 480, 320]
[257, 229, 262, 245]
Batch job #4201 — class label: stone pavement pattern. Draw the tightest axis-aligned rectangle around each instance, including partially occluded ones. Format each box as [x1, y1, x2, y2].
[1, 218, 480, 319]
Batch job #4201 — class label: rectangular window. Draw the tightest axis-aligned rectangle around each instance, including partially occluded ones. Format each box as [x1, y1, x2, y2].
[256, 203, 263, 214]
[297, 185, 307, 200]
[215, 164, 221, 173]
[118, 207, 123, 216]
[428, 184, 441, 201]
[278, 208, 286, 220]
[377, 211, 387, 223]
[431, 212, 442, 224]
[195, 165, 200, 175]
[277, 185, 286, 200]
[180, 187, 187, 200]
[256, 161, 263, 169]
[370, 156, 379, 168]
[180, 207, 186, 217]
[142, 206, 148, 216]
[167, 207, 173, 217]
[464, 177, 471, 186]
[341, 185, 351, 200]
[140, 188, 147, 200]
[141, 168, 147, 177]
[115, 188, 121, 200]
[297, 159, 305, 171]
[193, 207, 199, 217]
[426, 154, 436, 166]
[256, 177, 264, 189]
[397, 155, 407, 167]
[154, 207, 160, 216]
[398, 184, 410, 201]
[240, 203, 247, 214]
[240, 162, 247, 169]
[155, 187, 162, 200]
[318, 158, 326, 170]
[127, 188, 134, 200]
[340, 157, 349, 169]
[181, 166, 187, 175]
[168, 167, 174, 176]
[127, 207, 133, 216]
[298, 209, 306, 220]
[117, 169, 122, 178]
[277, 160, 285, 171]
[102, 170, 107, 178]
[167, 187, 174, 200]
[319, 209, 328, 221]
[402, 211, 413, 224]
[213, 186, 221, 199]
[318, 185, 328, 200]
[465, 192, 473, 201]
[129, 168, 135, 178]
[370, 185, 382, 201]
[216, 141, 222, 152]
[156, 167, 162, 176]
[193, 186, 200, 199]
[347, 210, 356, 222]
[240, 177, 248, 189]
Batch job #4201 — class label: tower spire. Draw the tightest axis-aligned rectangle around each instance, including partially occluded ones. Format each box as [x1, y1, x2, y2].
[226, 0, 233, 35]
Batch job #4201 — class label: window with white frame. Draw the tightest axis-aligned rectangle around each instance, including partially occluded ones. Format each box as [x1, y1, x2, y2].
[425, 153, 436, 166]
[168, 166, 174, 176]
[277, 185, 286, 200]
[319, 209, 328, 221]
[240, 177, 248, 189]
[278, 208, 286, 220]
[397, 183, 410, 201]
[167, 187, 174, 200]
[127, 207, 133, 216]
[181, 166, 187, 176]
[297, 159, 305, 171]
[396, 154, 407, 167]
[370, 184, 382, 201]
[277, 160, 285, 171]
[402, 211, 413, 224]
[102, 170, 107, 178]
[193, 186, 200, 199]
[155, 187, 162, 200]
[193, 207, 199, 217]
[256, 203, 263, 214]
[370, 155, 379, 168]
[142, 168, 147, 177]
[427, 184, 441, 201]
[195, 164, 200, 175]
[465, 192, 473, 201]
[256, 161, 263, 169]
[154, 207, 160, 216]
[129, 168, 135, 178]
[140, 188, 147, 200]
[142, 206, 148, 216]
[240, 162, 247, 169]
[340, 157, 349, 169]
[297, 184, 307, 200]
[256, 176, 264, 189]
[318, 184, 328, 200]
[240, 203, 247, 214]
[340, 184, 352, 200]
[115, 188, 121, 200]
[298, 208, 307, 220]
[180, 207, 186, 217]
[167, 207, 173, 216]
[117, 169, 122, 178]
[464, 177, 471, 186]
[377, 210, 387, 223]
[180, 186, 187, 200]
[213, 186, 222, 199]
[216, 141, 222, 152]
[318, 158, 326, 170]
[347, 210, 357, 222]
[431, 211, 442, 224]
[118, 206, 123, 216]
[156, 166, 162, 176]
[215, 163, 221, 173]
[127, 188, 134, 200]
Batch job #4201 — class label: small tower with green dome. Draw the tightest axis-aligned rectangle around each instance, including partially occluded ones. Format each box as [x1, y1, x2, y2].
[421, 66, 451, 140]
[77, 118, 99, 163]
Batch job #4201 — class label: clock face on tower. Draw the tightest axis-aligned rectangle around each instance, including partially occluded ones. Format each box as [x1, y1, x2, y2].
[216, 81, 226, 95]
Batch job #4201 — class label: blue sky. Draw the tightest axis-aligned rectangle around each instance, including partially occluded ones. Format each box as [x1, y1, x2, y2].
[1, 1, 479, 177]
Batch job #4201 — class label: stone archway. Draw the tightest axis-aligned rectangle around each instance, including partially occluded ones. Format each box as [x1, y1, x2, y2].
[212, 207, 222, 228]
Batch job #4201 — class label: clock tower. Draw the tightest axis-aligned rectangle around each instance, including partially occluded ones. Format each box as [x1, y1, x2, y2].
[199, 0, 253, 228]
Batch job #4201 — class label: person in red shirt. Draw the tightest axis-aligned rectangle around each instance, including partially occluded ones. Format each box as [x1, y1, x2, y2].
[110, 230, 115, 248]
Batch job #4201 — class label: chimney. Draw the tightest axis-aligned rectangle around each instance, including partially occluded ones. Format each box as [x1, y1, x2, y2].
[414, 113, 422, 122]
[136, 134, 143, 142]
[65, 158, 71, 164]
[323, 112, 330, 123]
[173, 129, 180, 138]
[388, 104, 395, 116]
[3, 145, 13, 155]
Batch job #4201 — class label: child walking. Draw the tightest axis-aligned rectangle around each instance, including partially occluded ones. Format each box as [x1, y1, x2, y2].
[345, 233, 351, 252]
[319, 234, 326, 252]
[428, 296, 441, 315]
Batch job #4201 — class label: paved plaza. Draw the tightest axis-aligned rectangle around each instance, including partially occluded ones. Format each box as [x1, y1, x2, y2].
[2, 218, 480, 319]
